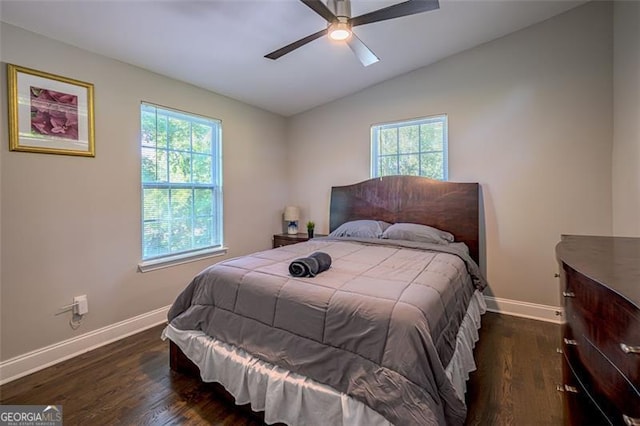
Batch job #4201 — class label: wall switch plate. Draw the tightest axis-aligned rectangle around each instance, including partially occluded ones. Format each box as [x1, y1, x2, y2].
[74, 295, 89, 315]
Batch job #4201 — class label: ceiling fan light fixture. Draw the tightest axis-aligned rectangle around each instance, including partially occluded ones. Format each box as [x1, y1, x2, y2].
[264, 0, 440, 64]
[329, 21, 351, 41]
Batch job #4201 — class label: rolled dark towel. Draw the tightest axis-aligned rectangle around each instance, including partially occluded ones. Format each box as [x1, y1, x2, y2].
[309, 251, 332, 275]
[289, 251, 332, 277]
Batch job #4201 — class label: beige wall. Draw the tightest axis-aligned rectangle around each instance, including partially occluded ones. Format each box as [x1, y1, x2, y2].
[0, 1, 629, 364]
[612, 1, 640, 236]
[286, 2, 613, 307]
[0, 23, 289, 360]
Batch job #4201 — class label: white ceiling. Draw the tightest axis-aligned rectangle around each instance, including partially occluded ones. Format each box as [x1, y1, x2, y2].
[0, 0, 584, 116]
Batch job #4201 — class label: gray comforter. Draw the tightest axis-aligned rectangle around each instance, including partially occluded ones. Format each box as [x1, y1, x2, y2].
[168, 237, 488, 425]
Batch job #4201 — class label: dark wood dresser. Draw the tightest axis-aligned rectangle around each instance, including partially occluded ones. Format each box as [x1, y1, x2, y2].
[272, 233, 326, 248]
[556, 235, 640, 425]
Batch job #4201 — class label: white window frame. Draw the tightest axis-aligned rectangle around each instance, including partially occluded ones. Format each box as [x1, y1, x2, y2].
[371, 114, 448, 180]
[137, 103, 226, 272]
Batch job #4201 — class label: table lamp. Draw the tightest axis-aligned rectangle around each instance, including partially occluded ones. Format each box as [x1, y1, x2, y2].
[284, 206, 300, 234]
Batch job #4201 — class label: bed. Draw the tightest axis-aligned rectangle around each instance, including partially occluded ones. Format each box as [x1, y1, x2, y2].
[163, 176, 487, 425]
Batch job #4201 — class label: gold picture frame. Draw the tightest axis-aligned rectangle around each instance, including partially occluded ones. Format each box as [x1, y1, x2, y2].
[7, 64, 95, 157]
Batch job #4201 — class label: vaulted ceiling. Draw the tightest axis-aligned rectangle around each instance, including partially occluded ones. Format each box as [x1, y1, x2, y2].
[1, 0, 584, 116]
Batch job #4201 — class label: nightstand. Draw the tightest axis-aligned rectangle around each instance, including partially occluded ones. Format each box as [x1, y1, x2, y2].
[273, 233, 325, 248]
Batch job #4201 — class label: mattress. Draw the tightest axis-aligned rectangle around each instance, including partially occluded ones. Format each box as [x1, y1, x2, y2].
[167, 238, 487, 424]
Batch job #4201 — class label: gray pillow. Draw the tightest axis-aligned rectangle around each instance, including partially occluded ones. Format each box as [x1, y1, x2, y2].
[382, 223, 454, 244]
[329, 220, 391, 238]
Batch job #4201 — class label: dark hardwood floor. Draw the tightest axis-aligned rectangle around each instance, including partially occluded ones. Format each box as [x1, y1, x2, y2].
[464, 313, 563, 425]
[0, 312, 562, 425]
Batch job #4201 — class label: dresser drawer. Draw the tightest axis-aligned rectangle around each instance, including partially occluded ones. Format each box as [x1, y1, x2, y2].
[564, 332, 640, 420]
[272, 233, 326, 248]
[561, 352, 612, 426]
[273, 234, 309, 248]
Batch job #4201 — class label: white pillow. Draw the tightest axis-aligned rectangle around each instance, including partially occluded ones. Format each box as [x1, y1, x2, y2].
[382, 223, 454, 244]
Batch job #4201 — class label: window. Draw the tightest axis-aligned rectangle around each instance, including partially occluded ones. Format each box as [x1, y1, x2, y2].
[140, 103, 223, 266]
[371, 115, 448, 180]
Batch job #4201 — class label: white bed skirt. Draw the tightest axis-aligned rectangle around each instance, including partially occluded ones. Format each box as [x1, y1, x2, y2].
[162, 290, 486, 426]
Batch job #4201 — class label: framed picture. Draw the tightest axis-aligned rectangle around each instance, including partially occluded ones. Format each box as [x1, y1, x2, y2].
[7, 64, 95, 157]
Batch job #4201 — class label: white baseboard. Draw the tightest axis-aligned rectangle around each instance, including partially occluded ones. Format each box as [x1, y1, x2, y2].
[484, 296, 563, 324]
[0, 298, 561, 385]
[0, 305, 171, 385]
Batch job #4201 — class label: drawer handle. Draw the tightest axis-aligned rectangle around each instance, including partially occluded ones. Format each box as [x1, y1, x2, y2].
[554, 273, 560, 278]
[556, 384, 579, 393]
[620, 343, 640, 354]
[556, 348, 563, 354]
[562, 291, 575, 298]
[623, 414, 640, 426]
[564, 338, 578, 346]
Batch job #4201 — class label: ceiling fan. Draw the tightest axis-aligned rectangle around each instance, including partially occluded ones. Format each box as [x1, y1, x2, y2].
[265, 0, 440, 66]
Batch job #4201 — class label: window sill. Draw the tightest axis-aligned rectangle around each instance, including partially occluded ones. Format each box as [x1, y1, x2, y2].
[138, 247, 228, 273]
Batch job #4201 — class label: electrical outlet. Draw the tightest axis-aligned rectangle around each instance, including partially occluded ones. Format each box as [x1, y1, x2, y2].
[74, 295, 89, 315]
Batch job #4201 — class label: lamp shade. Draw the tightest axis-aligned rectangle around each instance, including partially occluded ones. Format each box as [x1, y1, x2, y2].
[284, 206, 300, 221]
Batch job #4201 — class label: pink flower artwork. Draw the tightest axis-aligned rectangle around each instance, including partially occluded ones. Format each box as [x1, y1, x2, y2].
[30, 87, 79, 140]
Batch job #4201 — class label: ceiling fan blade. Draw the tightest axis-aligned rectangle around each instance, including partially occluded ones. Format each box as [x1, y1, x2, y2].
[300, 0, 337, 23]
[265, 28, 328, 60]
[350, 0, 439, 27]
[346, 33, 379, 67]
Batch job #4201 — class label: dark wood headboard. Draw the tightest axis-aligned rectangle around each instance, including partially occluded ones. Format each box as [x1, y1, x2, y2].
[330, 176, 480, 263]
